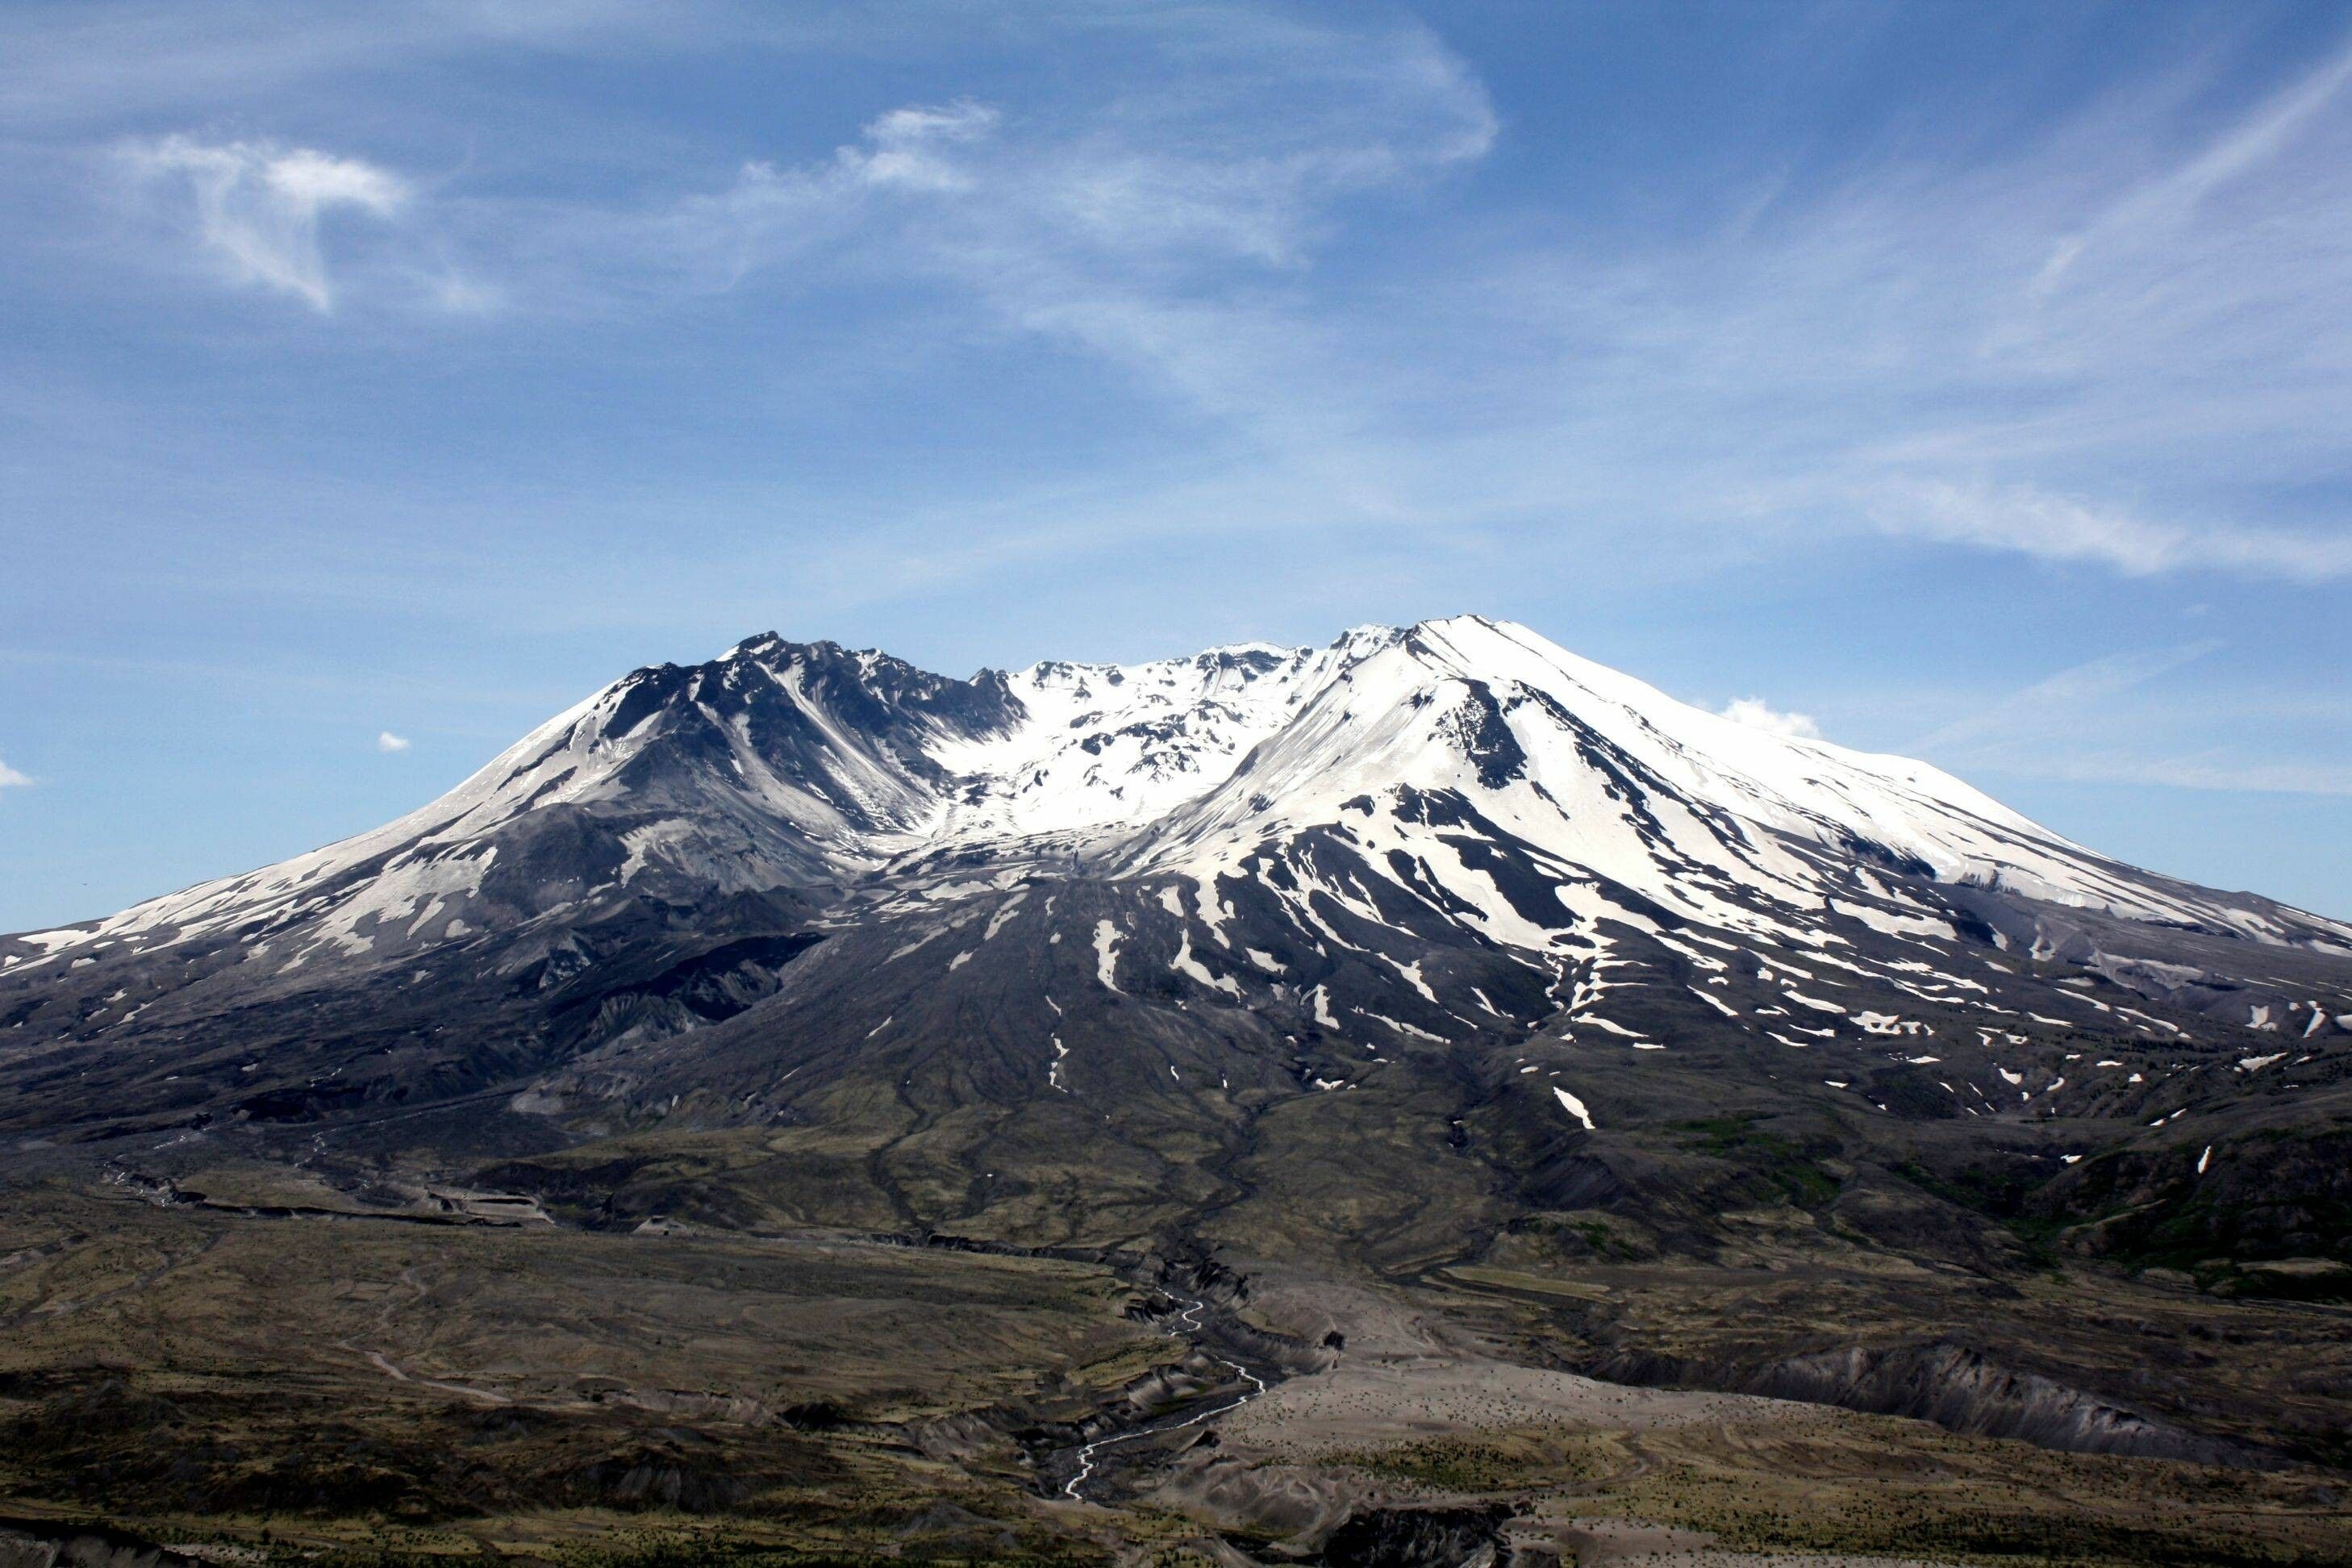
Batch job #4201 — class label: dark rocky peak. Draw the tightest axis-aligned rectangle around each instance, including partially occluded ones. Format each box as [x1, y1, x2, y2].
[589, 636, 1028, 761]
[1191, 645, 1292, 677]
[728, 636, 1028, 743]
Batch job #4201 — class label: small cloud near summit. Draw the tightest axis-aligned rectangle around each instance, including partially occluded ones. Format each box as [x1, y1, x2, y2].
[376, 732, 411, 753]
[1720, 698, 1822, 740]
[0, 757, 30, 788]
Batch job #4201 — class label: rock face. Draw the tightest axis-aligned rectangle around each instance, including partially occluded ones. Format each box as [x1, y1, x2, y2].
[1589, 1341, 2260, 1466]
[3, 615, 2349, 1277]
[0, 1522, 206, 1568]
[1311, 1507, 1507, 1567]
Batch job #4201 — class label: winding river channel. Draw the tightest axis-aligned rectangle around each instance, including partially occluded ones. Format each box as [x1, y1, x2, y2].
[1060, 1285, 1273, 1500]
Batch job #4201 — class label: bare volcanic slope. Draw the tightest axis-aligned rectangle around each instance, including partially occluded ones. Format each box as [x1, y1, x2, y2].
[5, 616, 2350, 1288]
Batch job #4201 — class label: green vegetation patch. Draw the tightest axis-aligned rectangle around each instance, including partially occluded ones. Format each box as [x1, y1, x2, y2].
[1671, 1116, 1842, 1208]
[1892, 1157, 2066, 1266]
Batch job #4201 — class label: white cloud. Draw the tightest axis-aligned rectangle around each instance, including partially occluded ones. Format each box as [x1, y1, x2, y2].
[1874, 481, 2352, 582]
[1719, 698, 1820, 740]
[121, 134, 409, 310]
[605, 99, 1005, 293]
[528, 12, 1493, 463]
[56, 7, 2352, 597]
[375, 731, 411, 753]
[0, 757, 30, 788]
[847, 101, 999, 192]
[1423, 31, 2352, 587]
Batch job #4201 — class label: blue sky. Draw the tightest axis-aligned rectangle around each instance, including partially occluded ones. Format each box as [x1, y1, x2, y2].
[2, 0, 2348, 928]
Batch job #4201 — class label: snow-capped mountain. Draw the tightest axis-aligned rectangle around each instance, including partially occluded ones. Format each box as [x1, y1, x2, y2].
[4, 616, 2348, 1211]
[14, 617, 2341, 968]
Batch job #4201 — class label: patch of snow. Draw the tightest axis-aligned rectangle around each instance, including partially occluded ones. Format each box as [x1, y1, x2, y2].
[1552, 1086, 1595, 1130]
[1093, 920, 1123, 993]
[1170, 930, 1241, 996]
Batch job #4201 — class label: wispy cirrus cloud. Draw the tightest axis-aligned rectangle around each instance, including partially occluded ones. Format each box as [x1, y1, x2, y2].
[2033, 41, 2352, 295]
[583, 15, 1491, 304]
[1915, 640, 2225, 754]
[594, 98, 1005, 293]
[853, 102, 1000, 193]
[1906, 640, 2352, 801]
[0, 757, 31, 790]
[44, 5, 2352, 594]
[1453, 26, 2352, 586]
[2012, 752, 2352, 798]
[420, 9, 1500, 503]
[119, 134, 409, 310]
[1870, 481, 2352, 582]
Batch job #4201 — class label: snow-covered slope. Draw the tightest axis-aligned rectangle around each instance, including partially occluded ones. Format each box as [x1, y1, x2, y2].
[1128, 618, 2338, 949]
[924, 630, 1396, 849]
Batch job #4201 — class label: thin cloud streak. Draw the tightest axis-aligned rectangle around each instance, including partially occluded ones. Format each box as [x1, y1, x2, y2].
[1872, 481, 2352, 582]
[1901, 638, 2352, 802]
[1915, 640, 2225, 754]
[1982, 752, 2352, 799]
[2034, 39, 2352, 294]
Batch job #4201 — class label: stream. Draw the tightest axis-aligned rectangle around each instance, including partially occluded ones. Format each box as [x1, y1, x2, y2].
[1059, 1284, 1274, 1501]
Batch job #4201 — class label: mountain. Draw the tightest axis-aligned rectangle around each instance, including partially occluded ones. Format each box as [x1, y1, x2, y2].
[6, 615, 2351, 1273]
[9, 613, 2352, 1516]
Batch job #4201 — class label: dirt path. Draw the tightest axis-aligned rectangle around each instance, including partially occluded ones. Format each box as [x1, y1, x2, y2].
[335, 1265, 515, 1406]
